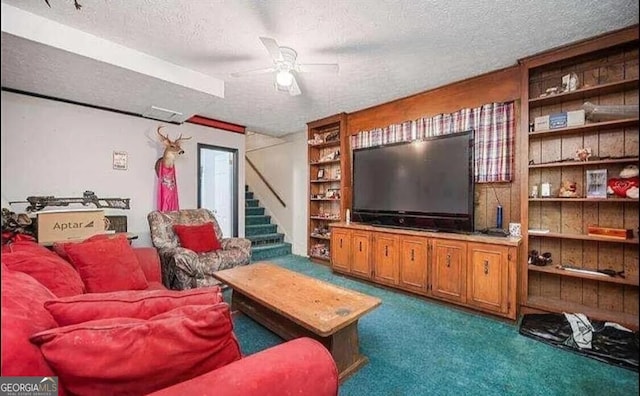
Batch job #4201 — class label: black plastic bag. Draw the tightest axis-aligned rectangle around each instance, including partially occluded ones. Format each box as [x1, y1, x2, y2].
[519, 313, 639, 372]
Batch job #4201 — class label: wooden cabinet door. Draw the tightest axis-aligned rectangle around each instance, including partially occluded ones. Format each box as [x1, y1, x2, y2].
[372, 233, 399, 285]
[467, 243, 509, 315]
[399, 236, 428, 294]
[351, 230, 372, 279]
[330, 228, 351, 273]
[431, 239, 467, 303]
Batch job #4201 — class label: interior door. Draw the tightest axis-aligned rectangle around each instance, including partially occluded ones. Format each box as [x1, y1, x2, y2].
[198, 144, 238, 237]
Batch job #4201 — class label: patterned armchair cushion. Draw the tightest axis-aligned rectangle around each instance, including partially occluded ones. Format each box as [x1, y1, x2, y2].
[148, 209, 252, 290]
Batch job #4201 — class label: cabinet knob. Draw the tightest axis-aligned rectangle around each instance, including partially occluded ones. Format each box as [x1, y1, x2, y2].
[446, 254, 451, 267]
[484, 260, 489, 275]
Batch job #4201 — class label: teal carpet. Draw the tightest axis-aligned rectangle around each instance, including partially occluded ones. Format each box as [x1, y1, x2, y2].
[227, 255, 639, 396]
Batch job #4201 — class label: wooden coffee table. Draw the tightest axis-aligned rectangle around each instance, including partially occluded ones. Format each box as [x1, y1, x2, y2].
[213, 262, 381, 382]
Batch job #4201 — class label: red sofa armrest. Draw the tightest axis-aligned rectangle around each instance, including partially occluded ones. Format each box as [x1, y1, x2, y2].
[147, 337, 339, 396]
[133, 247, 162, 284]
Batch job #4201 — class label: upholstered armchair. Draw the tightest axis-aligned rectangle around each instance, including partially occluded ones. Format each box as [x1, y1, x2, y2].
[148, 208, 252, 290]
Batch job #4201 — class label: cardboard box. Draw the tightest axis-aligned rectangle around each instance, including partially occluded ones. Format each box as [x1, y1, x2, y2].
[534, 115, 549, 131]
[567, 109, 586, 126]
[549, 112, 567, 129]
[37, 209, 105, 245]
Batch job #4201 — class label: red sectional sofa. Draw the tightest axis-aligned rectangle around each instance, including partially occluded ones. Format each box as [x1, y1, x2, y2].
[1, 236, 338, 396]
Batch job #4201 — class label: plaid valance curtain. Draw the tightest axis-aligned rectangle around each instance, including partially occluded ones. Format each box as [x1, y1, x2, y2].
[351, 101, 515, 182]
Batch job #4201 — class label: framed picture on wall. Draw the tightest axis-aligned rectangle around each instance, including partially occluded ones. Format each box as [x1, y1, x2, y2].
[586, 169, 607, 198]
[113, 151, 128, 170]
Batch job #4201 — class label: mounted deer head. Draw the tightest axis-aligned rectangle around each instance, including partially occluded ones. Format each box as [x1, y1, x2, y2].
[155, 126, 191, 176]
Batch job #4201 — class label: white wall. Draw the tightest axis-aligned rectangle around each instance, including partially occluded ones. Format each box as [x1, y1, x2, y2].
[1, 91, 245, 246]
[246, 131, 308, 255]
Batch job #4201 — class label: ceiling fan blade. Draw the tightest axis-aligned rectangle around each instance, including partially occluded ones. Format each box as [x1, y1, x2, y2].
[289, 75, 302, 96]
[296, 63, 339, 73]
[230, 66, 276, 78]
[259, 36, 283, 61]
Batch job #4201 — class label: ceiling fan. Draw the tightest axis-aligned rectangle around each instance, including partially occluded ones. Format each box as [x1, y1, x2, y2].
[231, 37, 339, 96]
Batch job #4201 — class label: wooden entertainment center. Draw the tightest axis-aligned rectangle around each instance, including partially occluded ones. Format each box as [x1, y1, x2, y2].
[330, 222, 521, 320]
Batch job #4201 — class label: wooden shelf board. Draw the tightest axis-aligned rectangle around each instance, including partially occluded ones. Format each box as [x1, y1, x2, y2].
[528, 264, 639, 286]
[310, 234, 331, 240]
[525, 296, 639, 330]
[310, 159, 341, 165]
[529, 157, 639, 168]
[528, 78, 639, 106]
[528, 231, 639, 244]
[308, 141, 341, 149]
[310, 216, 341, 221]
[529, 197, 638, 202]
[310, 179, 341, 183]
[528, 118, 638, 139]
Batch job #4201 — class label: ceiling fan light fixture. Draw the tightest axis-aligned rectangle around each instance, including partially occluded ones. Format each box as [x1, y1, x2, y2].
[276, 70, 294, 87]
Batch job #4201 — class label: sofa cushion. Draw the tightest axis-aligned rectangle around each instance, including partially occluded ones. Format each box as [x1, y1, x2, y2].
[1, 265, 58, 378]
[63, 234, 148, 292]
[30, 303, 242, 396]
[45, 286, 224, 325]
[173, 222, 222, 253]
[147, 337, 339, 396]
[2, 251, 85, 297]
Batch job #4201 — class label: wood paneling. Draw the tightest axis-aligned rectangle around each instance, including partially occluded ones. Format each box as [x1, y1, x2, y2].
[346, 66, 520, 134]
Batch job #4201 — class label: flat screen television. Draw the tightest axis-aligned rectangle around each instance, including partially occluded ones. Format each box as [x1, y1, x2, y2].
[352, 130, 475, 233]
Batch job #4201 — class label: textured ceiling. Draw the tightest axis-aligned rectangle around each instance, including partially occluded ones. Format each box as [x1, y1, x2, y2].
[1, 0, 638, 136]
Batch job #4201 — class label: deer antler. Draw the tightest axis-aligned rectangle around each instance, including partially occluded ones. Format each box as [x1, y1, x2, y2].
[157, 126, 170, 142]
[175, 134, 192, 143]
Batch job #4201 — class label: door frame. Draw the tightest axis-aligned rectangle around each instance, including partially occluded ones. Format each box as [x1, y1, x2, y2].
[197, 143, 239, 237]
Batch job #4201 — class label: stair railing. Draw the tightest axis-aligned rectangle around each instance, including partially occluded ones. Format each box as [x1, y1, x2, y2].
[246, 156, 286, 207]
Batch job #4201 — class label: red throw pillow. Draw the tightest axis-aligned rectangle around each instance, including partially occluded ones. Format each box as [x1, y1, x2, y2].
[30, 303, 242, 396]
[63, 235, 148, 292]
[52, 233, 115, 262]
[45, 286, 224, 325]
[1, 267, 58, 378]
[2, 251, 85, 297]
[2, 239, 60, 257]
[173, 222, 222, 253]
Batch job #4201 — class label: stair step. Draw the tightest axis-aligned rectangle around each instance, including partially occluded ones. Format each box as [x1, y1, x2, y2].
[245, 207, 265, 216]
[247, 233, 285, 246]
[245, 198, 260, 207]
[251, 243, 292, 261]
[245, 224, 277, 236]
[245, 215, 271, 225]
[245, 191, 254, 200]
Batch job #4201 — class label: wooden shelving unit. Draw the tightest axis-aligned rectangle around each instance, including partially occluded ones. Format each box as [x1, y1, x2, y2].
[307, 113, 348, 264]
[519, 25, 639, 330]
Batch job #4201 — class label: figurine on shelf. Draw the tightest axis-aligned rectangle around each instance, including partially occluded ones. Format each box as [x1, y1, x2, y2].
[607, 165, 639, 199]
[559, 181, 579, 198]
[575, 147, 591, 162]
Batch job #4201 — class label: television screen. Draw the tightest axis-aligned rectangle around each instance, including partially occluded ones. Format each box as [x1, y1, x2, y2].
[352, 130, 474, 232]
